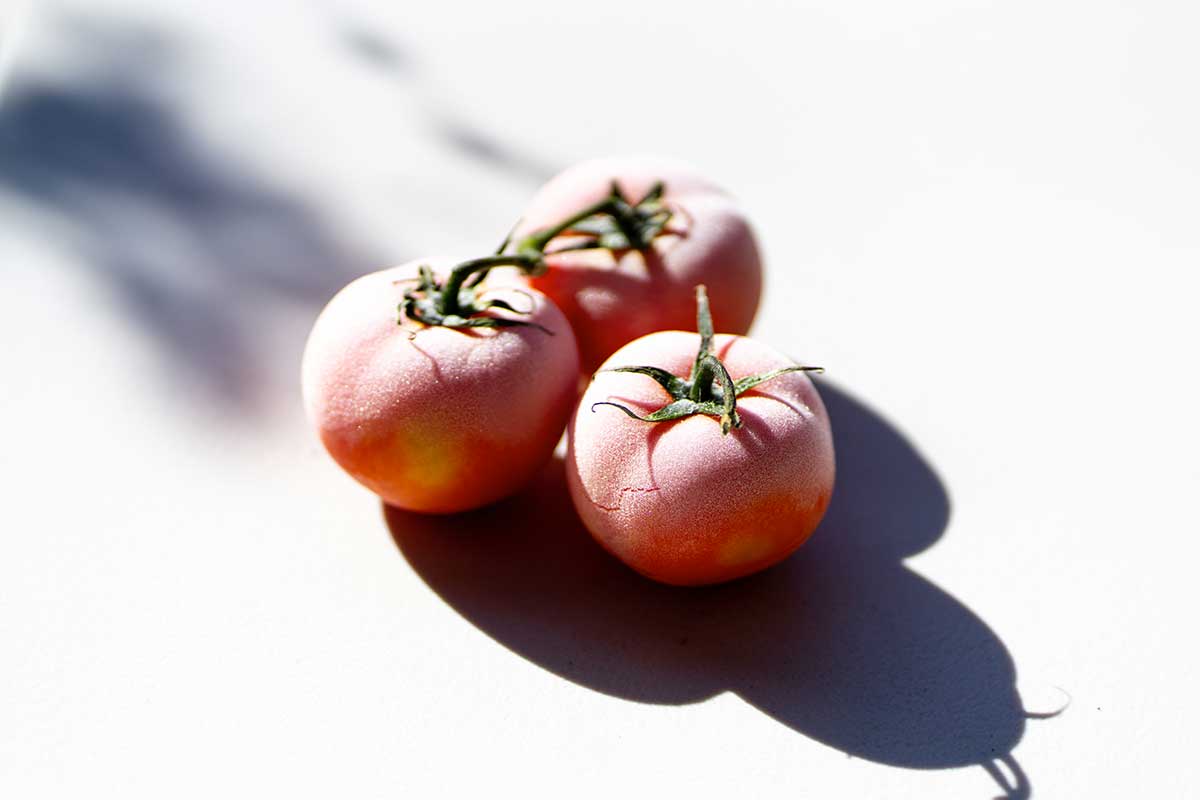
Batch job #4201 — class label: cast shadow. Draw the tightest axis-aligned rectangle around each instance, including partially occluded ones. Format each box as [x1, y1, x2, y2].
[0, 16, 384, 415]
[431, 115, 558, 185]
[340, 25, 413, 73]
[385, 380, 1033, 797]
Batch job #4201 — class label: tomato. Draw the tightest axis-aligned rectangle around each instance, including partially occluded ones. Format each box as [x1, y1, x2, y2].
[302, 258, 579, 513]
[566, 287, 833, 585]
[515, 155, 763, 373]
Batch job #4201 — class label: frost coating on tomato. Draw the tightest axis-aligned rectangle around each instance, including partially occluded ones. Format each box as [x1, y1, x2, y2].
[302, 259, 579, 513]
[517, 156, 763, 372]
[567, 332, 834, 586]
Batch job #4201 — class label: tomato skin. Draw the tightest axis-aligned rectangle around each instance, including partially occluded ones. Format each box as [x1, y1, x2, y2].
[566, 331, 834, 586]
[516, 156, 763, 373]
[302, 259, 579, 513]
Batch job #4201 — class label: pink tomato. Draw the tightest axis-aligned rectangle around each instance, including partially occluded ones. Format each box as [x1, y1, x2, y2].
[566, 287, 833, 585]
[515, 156, 763, 373]
[302, 258, 579, 513]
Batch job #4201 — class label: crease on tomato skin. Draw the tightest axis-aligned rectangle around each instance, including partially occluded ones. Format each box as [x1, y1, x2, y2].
[587, 484, 661, 513]
[568, 404, 660, 514]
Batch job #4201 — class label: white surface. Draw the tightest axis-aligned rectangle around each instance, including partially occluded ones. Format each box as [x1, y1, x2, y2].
[2, 1, 1197, 797]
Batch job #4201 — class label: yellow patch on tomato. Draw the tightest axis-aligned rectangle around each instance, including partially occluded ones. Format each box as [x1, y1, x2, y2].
[398, 424, 463, 491]
[715, 534, 776, 568]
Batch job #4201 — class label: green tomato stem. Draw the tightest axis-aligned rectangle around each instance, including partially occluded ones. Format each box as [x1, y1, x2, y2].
[402, 179, 672, 332]
[438, 253, 544, 317]
[593, 285, 823, 436]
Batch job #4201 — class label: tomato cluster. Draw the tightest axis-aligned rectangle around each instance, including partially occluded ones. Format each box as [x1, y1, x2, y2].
[302, 156, 835, 585]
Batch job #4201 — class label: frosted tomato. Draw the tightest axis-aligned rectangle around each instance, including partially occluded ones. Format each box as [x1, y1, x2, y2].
[515, 156, 763, 372]
[302, 257, 578, 513]
[567, 287, 833, 585]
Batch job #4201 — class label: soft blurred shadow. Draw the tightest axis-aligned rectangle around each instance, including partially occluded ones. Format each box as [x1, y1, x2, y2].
[333, 16, 555, 186]
[0, 17, 382, 415]
[387, 380, 1031, 797]
[430, 114, 557, 185]
[339, 24, 413, 72]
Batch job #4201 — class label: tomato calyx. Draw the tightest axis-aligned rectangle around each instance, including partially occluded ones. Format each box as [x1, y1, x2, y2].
[523, 180, 673, 256]
[462, 181, 674, 291]
[401, 257, 553, 333]
[591, 285, 823, 435]
[400, 180, 674, 333]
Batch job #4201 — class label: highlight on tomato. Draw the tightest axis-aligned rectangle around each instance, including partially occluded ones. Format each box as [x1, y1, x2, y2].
[566, 286, 834, 585]
[513, 155, 764, 373]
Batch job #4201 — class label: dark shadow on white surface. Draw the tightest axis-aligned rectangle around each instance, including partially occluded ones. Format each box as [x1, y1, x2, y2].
[0, 15, 385, 416]
[1, 12, 566, 417]
[387, 381, 1035, 796]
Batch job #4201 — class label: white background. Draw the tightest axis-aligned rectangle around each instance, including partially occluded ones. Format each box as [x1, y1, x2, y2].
[2, 1, 1196, 797]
